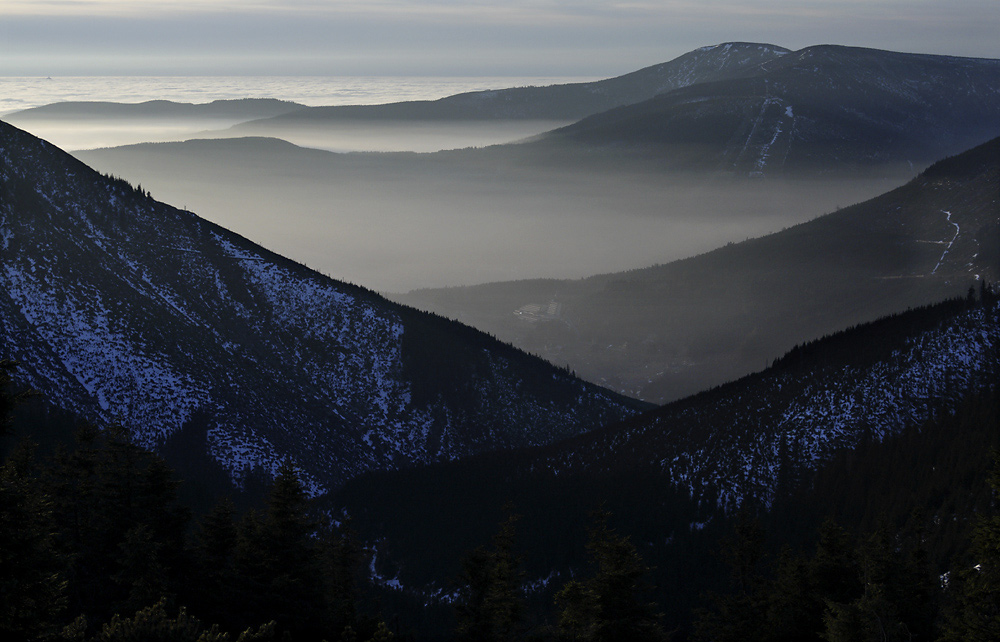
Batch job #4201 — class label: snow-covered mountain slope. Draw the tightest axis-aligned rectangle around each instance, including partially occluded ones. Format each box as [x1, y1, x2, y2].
[540, 297, 999, 510]
[0, 120, 641, 494]
[544, 45, 1000, 174]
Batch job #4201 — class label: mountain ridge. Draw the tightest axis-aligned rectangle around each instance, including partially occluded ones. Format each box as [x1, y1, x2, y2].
[326, 293, 999, 638]
[0, 120, 643, 494]
[228, 42, 790, 128]
[536, 44, 1000, 173]
[4, 98, 306, 120]
[537, 296, 999, 509]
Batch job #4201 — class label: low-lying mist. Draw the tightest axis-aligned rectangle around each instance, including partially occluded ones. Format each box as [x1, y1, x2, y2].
[75, 138, 905, 293]
[226, 120, 574, 153]
[2, 117, 247, 151]
[6, 116, 572, 154]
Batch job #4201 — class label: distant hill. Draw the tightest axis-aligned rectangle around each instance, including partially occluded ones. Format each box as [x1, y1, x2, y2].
[0, 120, 643, 495]
[3, 99, 312, 152]
[3, 98, 306, 121]
[533, 45, 1000, 174]
[396, 136, 1000, 402]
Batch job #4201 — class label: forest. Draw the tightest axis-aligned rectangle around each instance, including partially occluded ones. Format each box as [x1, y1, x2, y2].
[2, 322, 998, 641]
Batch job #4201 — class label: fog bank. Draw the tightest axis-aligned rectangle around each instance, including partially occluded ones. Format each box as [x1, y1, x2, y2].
[76, 138, 905, 293]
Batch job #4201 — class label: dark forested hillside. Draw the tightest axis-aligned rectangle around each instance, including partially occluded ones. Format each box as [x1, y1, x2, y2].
[329, 293, 1000, 639]
[3, 333, 996, 640]
[0, 119, 642, 496]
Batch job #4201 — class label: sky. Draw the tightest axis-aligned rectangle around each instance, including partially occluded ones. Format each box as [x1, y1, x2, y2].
[2, 0, 999, 77]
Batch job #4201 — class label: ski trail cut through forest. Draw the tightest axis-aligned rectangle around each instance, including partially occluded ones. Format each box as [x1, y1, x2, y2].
[932, 210, 961, 274]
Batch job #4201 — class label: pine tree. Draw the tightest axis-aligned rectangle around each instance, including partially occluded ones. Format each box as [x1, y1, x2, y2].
[113, 524, 169, 617]
[764, 548, 816, 642]
[322, 520, 364, 635]
[232, 461, 324, 636]
[366, 621, 395, 642]
[0, 442, 67, 640]
[235, 621, 278, 642]
[199, 497, 239, 565]
[556, 579, 596, 642]
[0, 361, 66, 638]
[455, 510, 525, 642]
[810, 519, 857, 607]
[0, 359, 32, 441]
[821, 522, 936, 642]
[556, 510, 668, 642]
[940, 456, 1000, 641]
[188, 496, 241, 631]
[44, 424, 190, 623]
[693, 512, 766, 642]
[93, 598, 226, 642]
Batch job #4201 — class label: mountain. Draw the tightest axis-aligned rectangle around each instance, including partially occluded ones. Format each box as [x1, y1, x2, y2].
[537, 295, 999, 509]
[224, 44, 1000, 176]
[396, 136, 1000, 402]
[228, 43, 789, 129]
[3, 98, 306, 121]
[328, 294, 999, 636]
[535, 45, 1000, 174]
[0, 120, 643, 495]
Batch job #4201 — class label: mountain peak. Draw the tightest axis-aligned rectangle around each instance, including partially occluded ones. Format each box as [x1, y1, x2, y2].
[697, 41, 790, 54]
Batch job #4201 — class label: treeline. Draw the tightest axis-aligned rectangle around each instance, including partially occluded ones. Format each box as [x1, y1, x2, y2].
[771, 282, 997, 374]
[768, 384, 1000, 569]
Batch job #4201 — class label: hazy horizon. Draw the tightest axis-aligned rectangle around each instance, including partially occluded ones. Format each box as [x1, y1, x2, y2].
[4, 1, 997, 293]
[2, 1, 997, 77]
[0, 75, 590, 151]
[0, 75, 602, 115]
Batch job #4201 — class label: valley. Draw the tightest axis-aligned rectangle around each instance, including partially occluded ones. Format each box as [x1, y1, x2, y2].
[397, 137, 1000, 402]
[1, 39, 998, 642]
